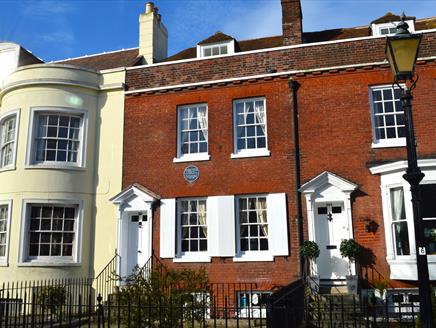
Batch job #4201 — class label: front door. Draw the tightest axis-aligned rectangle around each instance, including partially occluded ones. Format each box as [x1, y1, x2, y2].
[123, 212, 151, 277]
[315, 202, 349, 280]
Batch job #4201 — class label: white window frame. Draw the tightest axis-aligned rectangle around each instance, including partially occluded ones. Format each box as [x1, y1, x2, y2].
[231, 97, 270, 159]
[25, 107, 88, 170]
[371, 20, 415, 36]
[173, 103, 210, 163]
[0, 109, 20, 172]
[18, 199, 83, 266]
[387, 185, 412, 258]
[371, 159, 436, 280]
[369, 84, 406, 149]
[174, 198, 210, 263]
[234, 194, 273, 262]
[197, 40, 235, 58]
[0, 200, 12, 266]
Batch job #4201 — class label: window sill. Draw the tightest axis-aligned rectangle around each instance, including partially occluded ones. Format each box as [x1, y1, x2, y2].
[388, 256, 436, 280]
[25, 163, 86, 171]
[371, 139, 406, 149]
[0, 165, 16, 173]
[18, 260, 81, 267]
[173, 255, 211, 263]
[0, 261, 8, 267]
[231, 150, 271, 159]
[233, 253, 274, 262]
[173, 154, 211, 163]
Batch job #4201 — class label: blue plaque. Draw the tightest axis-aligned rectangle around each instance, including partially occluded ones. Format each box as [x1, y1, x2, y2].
[184, 165, 199, 183]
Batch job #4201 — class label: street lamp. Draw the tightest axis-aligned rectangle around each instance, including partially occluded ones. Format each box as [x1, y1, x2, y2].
[385, 13, 434, 327]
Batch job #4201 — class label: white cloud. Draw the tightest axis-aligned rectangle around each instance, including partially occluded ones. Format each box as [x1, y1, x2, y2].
[21, 0, 76, 56]
[23, 0, 76, 17]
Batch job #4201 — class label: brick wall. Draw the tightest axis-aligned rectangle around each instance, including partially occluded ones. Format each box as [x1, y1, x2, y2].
[295, 62, 436, 288]
[124, 80, 301, 287]
[126, 32, 436, 91]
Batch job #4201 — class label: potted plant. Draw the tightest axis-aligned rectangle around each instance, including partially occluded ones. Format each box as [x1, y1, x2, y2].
[339, 239, 361, 294]
[300, 240, 320, 291]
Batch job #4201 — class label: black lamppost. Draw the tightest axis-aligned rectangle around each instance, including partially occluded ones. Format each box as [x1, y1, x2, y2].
[385, 14, 434, 327]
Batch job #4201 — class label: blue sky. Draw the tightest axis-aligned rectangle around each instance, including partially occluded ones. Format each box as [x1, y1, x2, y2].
[0, 0, 435, 62]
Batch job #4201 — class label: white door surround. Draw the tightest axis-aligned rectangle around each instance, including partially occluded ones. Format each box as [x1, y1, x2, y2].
[111, 184, 160, 279]
[300, 171, 358, 280]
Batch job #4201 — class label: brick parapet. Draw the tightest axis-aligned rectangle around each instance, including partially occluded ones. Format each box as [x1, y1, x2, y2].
[126, 32, 436, 91]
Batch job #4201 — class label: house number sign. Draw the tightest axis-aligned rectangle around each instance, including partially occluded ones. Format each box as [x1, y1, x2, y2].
[184, 165, 199, 183]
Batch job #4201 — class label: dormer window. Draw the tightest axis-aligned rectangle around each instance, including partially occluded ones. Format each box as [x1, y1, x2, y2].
[371, 17, 415, 36]
[197, 40, 235, 58]
[196, 32, 235, 58]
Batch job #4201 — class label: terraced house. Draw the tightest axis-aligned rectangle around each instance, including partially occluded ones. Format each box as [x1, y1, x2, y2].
[1, 0, 436, 318]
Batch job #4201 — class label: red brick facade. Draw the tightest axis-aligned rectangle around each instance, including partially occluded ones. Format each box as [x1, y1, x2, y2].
[122, 4, 436, 291]
[124, 80, 301, 287]
[294, 62, 436, 288]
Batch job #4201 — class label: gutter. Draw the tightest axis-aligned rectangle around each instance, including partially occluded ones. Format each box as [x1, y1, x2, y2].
[288, 79, 305, 277]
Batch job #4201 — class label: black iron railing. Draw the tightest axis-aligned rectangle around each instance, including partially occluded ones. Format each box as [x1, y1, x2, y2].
[0, 281, 427, 327]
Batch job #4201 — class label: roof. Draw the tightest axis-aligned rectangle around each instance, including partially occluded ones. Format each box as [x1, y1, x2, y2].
[370, 12, 415, 25]
[55, 48, 142, 71]
[52, 13, 436, 69]
[164, 14, 436, 62]
[198, 31, 234, 45]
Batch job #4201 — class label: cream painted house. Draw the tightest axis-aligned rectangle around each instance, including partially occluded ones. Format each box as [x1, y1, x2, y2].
[0, 64, 125, 282]
[0, 2, 168, 283]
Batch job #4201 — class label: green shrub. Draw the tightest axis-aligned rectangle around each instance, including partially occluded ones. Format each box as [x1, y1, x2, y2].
[300, 241, 320, 260]
[339, 239, 361, 275]
[112, 262, 209, 327]
[35, 286, 66, 316]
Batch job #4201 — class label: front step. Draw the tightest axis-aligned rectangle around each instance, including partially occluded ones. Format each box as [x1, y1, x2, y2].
[319, 285, 348, 294]
[307, 292, 363, 327]
[319, 279, 348, 295]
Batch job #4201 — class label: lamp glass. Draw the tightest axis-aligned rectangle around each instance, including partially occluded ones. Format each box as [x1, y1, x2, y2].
[386, 35, 421, 80]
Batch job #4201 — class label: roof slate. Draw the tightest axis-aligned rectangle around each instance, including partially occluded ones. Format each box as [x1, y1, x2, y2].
[198, 31, 234, 45]
[370, 12, 415, 24]
[53, 14, 436, 70]
[56, 48, 141, 71]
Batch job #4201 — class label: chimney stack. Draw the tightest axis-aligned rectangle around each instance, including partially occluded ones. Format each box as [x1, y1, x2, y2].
[281, 0, 302, 46]
[139, 2, 168, 64]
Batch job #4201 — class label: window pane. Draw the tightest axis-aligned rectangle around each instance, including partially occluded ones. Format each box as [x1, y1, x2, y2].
[35, 114, 82, 164]
[28, 205, 77, 258]
[421, 184, 436, 218]
[371, 87, 403, 142]
[234, 99, 266, 152]
[372, 90, 382, 101]
[178, 105, 208, 156]
[178, 199, 207, 253]
[238, 196, 268, 252]
[390, 188, 410, 256]
[393, 221, 410, 255]
[383, 89, 393, 101]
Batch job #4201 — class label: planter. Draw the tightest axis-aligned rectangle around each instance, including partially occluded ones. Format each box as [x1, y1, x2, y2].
[346, 275, 358, 294]
[307, 275, 320, 293]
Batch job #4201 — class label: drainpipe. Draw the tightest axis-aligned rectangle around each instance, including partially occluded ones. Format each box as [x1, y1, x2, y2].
[288, 79, 305, 277]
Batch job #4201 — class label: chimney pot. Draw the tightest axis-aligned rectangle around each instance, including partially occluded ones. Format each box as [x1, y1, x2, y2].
[145, 2, 154, 14]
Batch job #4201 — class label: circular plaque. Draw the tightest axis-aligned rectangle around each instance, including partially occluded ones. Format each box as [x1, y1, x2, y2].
[184, 165, 200, 183]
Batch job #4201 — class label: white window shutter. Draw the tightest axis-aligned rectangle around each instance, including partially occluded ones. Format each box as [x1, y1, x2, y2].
[207, 196, 235, 257]
[160, 198, 176, 258]
[267, 193, 289, 256]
